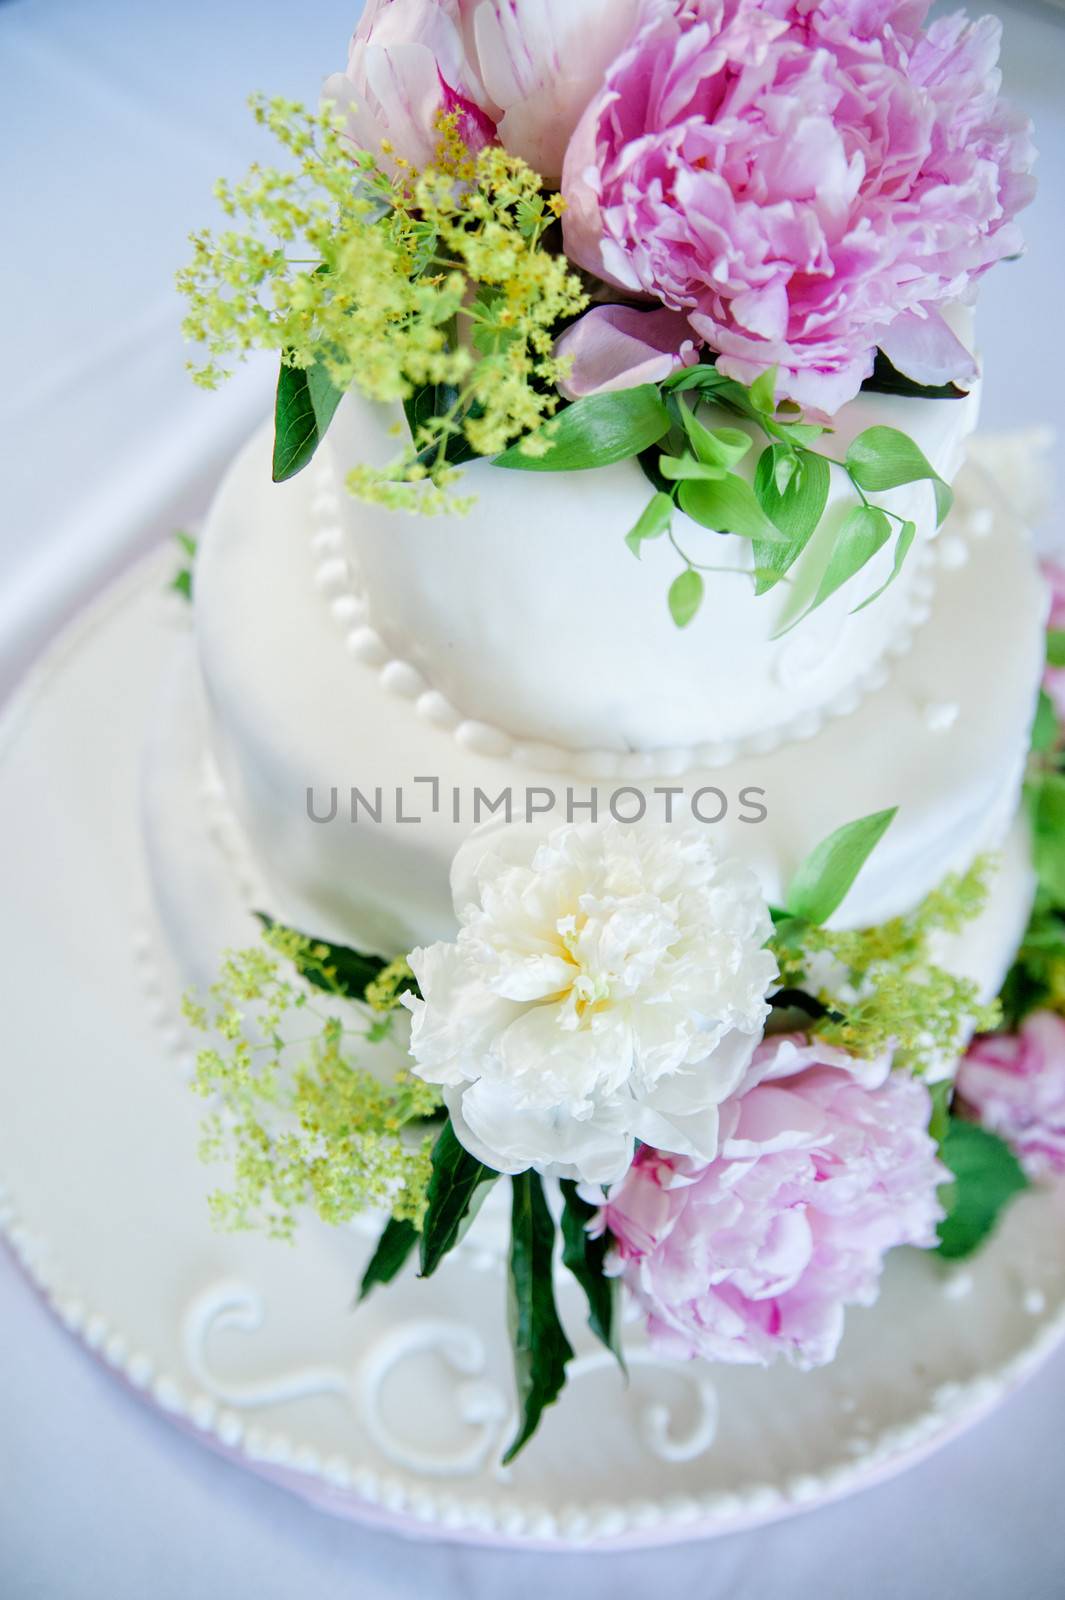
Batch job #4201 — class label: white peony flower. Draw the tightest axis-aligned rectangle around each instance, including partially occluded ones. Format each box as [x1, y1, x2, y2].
[404, 820, 777, 1183]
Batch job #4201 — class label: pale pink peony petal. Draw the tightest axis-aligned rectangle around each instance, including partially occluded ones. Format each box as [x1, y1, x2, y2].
[325, 0, 495, 171]
[554, 304, 699, 399]
[461, 0, 648, 180]
[876, 308, 979, 389]
[957, 1011, 1065, 1178]
[326, 0, 654, 179]
[602, 1033, 945, 1368]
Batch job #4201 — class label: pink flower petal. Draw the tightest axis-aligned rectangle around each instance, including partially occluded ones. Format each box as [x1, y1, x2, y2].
[876, 308, 979, 389]
[560, 0, 1035, 414]
[602, 1033, 945, 1369]
[554, 303, 699, 399]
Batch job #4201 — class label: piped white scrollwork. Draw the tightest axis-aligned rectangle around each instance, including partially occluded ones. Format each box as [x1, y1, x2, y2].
[567, 1349, 720, 1464]
[181, 1281, 720, 1479]
[356, 1318, 509, 1477]
[183, 1281, 349, 1408]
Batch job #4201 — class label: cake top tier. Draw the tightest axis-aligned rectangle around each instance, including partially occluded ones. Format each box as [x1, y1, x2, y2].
[329, 377, 978, 757]
[178, 2, 1034, 743]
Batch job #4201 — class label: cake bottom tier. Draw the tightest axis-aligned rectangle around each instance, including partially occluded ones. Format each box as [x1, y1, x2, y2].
[4, 548, 1056, 1550]
[143, 623, 1034, 1097]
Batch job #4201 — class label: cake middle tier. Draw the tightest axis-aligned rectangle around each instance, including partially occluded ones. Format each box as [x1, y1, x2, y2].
[324, 380, 979, 757]
[193, 422, 1044, 958]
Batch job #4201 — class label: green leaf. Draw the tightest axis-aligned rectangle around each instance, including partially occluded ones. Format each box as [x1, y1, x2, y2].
[402, 380, 479, 468]
[747, 366, 778, 416]
[470, 285, 521, 358]
[777, 503, 890, 633]
[169, 529, 197, 600]
[668, 567, 704, 628]
[1028, 771, 1065, 904]
[928, 1080, 953, 1146]
[625, 491, 673, 557]
[254, 912, 397, 1000]
[935, 1119, 1029, 1260]
[661, 364, 763, 419]
[1000, 905, 1065, 1026]
[493, 386, 670, 473]
[1046, 630, 1065, 669]
[503, 1172, 574, 1464]
[419, 1121, 499, 1278]
[272, 357, 345, 482]
[846, 425, 952, 524]
[358, 1215, 419, 1301]
[657, 454, 726, 483]
[766, 984, 836, 1023]
[751, 446, 830, 595]
[636, 445, 673, 496]
[757, 447, 831, 538]
[772, 420, 826, 448]
[850, 519, 917, 613]
[559, 1180, 625, 1372]
[662, 363, 733, 394]
[678, 405, 752, 470]
[785, 806, 898, 925]
[772, 448, 798, 496]
[1031, 688, 1061, 756]
[678, 473, 783, 543]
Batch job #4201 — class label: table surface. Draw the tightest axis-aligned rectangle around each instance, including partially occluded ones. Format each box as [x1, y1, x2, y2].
[2, 1, 1064, 1595]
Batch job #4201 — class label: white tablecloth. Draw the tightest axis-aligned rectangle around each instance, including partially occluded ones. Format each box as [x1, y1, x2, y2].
[2, 2, 1064, 1594]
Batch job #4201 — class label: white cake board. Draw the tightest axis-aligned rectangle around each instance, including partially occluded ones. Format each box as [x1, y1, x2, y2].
[2, 550, 1064, 1552]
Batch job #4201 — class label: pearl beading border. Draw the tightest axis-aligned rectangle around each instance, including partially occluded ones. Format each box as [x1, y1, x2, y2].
[305, 464, 995, 779]
[3, 1161, 1063, 1547]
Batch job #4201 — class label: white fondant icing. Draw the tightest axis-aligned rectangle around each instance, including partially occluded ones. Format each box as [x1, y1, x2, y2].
[326, 380, 979, 752]
[190, 425, 1045, 959]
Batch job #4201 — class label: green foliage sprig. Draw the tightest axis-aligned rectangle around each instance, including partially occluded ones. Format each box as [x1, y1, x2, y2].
[623, 362, 952, 629]
[177, 96, 587, 513]
[183, 932, 440, 1240]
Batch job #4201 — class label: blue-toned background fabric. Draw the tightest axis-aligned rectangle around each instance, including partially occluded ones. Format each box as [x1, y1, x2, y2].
[1, 2, 1063, 1595]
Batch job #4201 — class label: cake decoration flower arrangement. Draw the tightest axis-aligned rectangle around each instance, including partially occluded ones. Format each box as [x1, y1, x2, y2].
[178, 0, 1035, 628]
[184, 757, 1065, 1462]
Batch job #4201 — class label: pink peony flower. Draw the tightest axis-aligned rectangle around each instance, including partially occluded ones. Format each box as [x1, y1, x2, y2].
[324, 0, 495, 173]
[956, 1013, 1065, 1178]
[1041, 561, 1065, 724]
[325, 0, 649, 179]
[554, 304, 699, 398]
[562, 1, 1035, 414]
[601, 1034, 945, 1368]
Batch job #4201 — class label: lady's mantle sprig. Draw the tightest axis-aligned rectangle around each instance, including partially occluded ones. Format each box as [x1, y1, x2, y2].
[183, 930, 439, 1240]
[771, 852, 999, 1072]
[177, 97, 587, 513]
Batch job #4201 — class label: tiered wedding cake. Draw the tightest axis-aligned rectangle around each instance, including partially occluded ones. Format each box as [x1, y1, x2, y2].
[147, 0, 1063, 1487]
